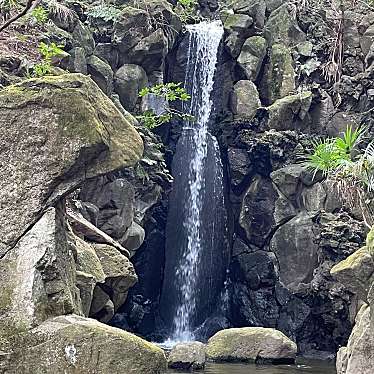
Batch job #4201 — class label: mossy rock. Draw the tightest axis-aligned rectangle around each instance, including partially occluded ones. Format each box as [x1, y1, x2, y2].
[331, 246, 374, 301]
[4, 315, 167, 374]
[206, 327, 297, 364]
[0, 73, 143, 256]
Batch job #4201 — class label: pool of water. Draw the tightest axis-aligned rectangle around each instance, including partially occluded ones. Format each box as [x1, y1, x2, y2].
[167, 360, 336, 374]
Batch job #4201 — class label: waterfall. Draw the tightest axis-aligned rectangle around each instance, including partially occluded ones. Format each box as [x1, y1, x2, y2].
[160, 21, 228, 343]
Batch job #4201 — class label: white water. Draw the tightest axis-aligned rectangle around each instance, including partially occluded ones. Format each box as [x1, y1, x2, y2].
[171, 21, 224, 342]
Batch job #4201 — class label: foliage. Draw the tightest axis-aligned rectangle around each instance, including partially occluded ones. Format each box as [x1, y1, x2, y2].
[176, 0, 199, 23]
[306, 125, 374, 228]
[137, 82, 193, 129]
[31, 41, 65, 77]
[87, 4, 122, 22]
[46, 0, 76, 25]
[30, 6, 48, 24]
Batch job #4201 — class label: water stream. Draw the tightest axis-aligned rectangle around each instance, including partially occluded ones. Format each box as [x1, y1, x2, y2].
[167, 361, 336, 374]
[159, 21, 228, 341]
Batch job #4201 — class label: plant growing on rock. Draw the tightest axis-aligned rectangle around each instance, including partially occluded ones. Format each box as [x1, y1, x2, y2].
[137, 82, 193, 129]
[306, 125, 374, 228]
[31, 41, 65, 77]
[29, 5, 48, 24]
[87, 3, 122, 22]
[176, 0, 199, 23]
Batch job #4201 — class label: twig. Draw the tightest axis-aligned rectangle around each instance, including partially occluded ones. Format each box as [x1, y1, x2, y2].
[0, 0, 39, 33]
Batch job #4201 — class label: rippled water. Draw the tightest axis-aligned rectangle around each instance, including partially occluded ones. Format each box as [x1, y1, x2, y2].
[167, 361, 336, 374]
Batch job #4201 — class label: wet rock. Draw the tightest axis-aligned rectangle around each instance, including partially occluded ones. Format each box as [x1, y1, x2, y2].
[122, 221, 146, 254]
[0, 73, 142, 257]
[168, 342, 206, 370]
[237, 36, 267, 81]
[231, 80, 261, 121]
[114, 64, 148, 111]
[2, 315, 167, 374]
[206, 327, 297, 363]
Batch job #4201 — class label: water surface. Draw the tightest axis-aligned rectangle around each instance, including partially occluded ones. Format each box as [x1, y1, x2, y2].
[167, 361, 336, 374]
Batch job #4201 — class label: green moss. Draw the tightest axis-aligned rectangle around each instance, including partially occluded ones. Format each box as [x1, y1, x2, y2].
[331, 247, 370, 274]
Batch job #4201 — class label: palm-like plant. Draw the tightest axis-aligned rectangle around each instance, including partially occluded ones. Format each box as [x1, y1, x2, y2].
[306, 125, 374, 228]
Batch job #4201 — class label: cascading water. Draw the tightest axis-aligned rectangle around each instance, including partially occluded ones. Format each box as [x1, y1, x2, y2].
[159, 21, 228, 342]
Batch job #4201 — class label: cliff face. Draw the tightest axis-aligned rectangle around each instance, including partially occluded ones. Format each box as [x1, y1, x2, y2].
[0, 0, 373, 371]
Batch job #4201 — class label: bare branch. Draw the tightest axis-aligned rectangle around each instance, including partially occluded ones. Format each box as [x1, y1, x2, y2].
[0, 0, 39, 33]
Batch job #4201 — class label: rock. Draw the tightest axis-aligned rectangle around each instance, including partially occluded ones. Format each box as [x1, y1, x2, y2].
[67, 210, 130, 258]
[263, 3, 306, 46]
[67, 47, 87, 74]
[231, 250, 278, 290]
[75, 235, 105, 283]
[0, 73, 143, 257]
[262, 43, 295, 104]
[87, 55, 114, 95]
[76, 271, 96, 317]
[331, 246, 374, 302]
[0, 207, 80, 344]
[168, 342, 206, 370]
[72, 20, 95, 55]
[80, 177, 135, 240]
[3, 315, 167, 374]
[336, 305, 374, 374]
[231, 80, 261, 120]
[206, 327, 297, 363]
[223, 13, 254, 58]
[114, 64, 148, 111]
[270, 212, 319, 291]
[239, 175, 277, 248]
[237, 36, 267, 81]
[122, 221, 146, 254]
[231, 0, 266, 29]
[360, 24, 374, 57]
[94, 43, 119, 70]
[266, 91, 313, 131]
[113, 1, 181, 73]
[227, 148, 251, 188]
[93, 243, 138, 310]
[90, 285, 111, 316]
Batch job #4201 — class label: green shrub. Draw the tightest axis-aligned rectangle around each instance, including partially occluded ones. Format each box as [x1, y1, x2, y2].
[176, 0, 199, 23]
[30, 6, 49, 24]
[87, 4, 122, 22]
[31, 42, 65, 77]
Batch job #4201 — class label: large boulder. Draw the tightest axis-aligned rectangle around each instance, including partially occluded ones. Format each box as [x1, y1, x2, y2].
[331, 246, 374, 302]
[270, 212, 320, 291]
[0, 73, 143, 257]
[2, 315, 167, 374]
[0, 207, 80, 346]
[206, 327, 297, 363]
[87, 55, 114, 95]
[336, 305, 374, 374]
[168, 341, 206, 370]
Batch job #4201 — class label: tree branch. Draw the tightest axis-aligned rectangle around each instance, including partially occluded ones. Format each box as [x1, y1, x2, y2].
[0, 0, 38, 33]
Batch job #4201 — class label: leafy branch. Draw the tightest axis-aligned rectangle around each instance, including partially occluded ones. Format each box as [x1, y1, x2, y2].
[137, 82, 193, 129]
